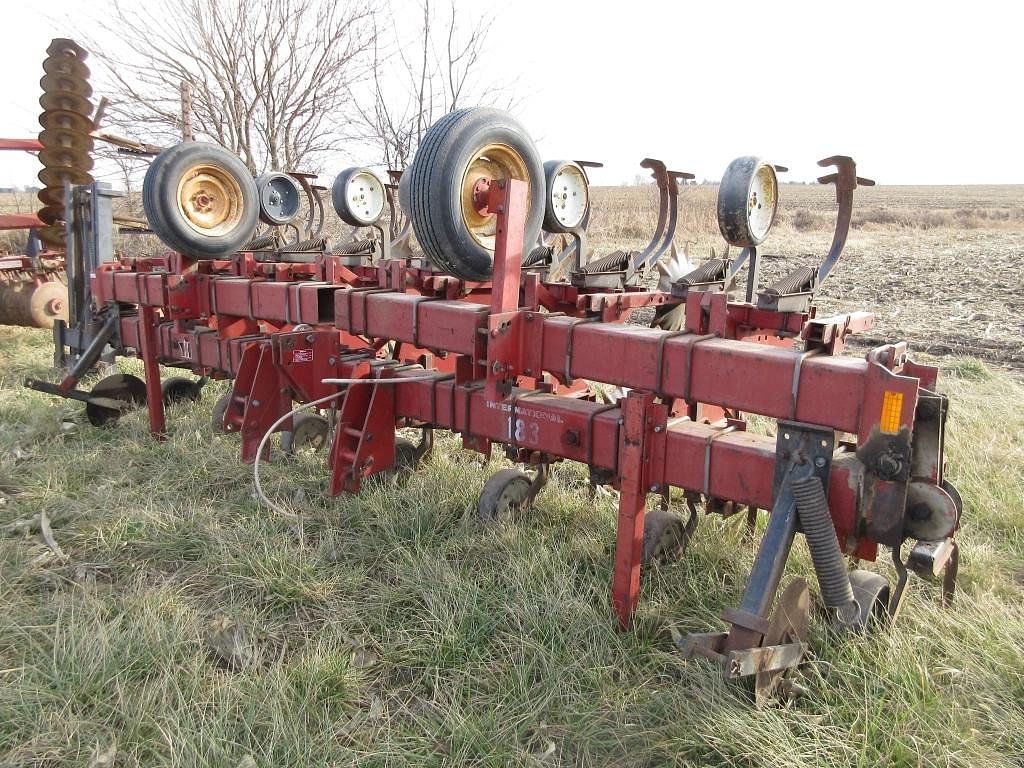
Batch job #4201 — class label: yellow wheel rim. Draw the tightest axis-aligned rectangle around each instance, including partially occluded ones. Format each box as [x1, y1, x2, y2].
[176, 163, 244, 236]
[460, 143, 530, 251]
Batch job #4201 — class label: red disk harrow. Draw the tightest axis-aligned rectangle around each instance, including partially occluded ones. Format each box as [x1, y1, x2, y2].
[29, 101, 960, 703]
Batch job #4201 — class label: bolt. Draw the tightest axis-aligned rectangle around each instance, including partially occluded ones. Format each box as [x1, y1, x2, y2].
[328, 357, 336, 365]
[251, 400, 260, 407]
[491, 361, 503, 374]
[814, 456, 826, 468]
[877, 454, 902, 479]
[654, 425, 663, 433]
[650, 485, 659, 493]
[306, 334, 315, 343]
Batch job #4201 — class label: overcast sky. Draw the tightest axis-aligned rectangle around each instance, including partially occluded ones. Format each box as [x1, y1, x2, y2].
[2, 0, 1021, 188]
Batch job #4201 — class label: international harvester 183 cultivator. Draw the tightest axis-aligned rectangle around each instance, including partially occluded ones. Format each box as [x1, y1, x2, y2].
[27, 61, 961, 702]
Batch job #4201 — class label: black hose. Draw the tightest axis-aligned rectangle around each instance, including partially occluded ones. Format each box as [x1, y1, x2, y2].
[792, 475, 856, 614]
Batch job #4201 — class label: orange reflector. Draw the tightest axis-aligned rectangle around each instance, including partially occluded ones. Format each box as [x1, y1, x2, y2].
[880, 391, 904, 434]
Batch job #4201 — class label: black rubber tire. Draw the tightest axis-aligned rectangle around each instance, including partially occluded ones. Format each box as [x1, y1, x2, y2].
[143, 142, 258, 259]
[845, 570, 891, 633]
[394, 437, 419, 472]
[717, 156, 778, 248]
[85, 373, 147, 428]
[542, 160, 589, 233]
[255, 172, 302, 226]
[211, 392, 231, 433]
[332, 167, 386, 227]
[406, 107, 544, 281]
[379, 437, 420, 483]
[477, 468, 533, 521]
[397, 166, 412, 219]
[280, 413, 330, 455]
[642, 507, 689, 565]
[161, 376, 201, 405]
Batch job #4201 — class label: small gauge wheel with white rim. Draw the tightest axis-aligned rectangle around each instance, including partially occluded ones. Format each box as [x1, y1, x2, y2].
[332, 167, 386, 227]
[542, 160, 590, 232]
[717, 156, 779, 247]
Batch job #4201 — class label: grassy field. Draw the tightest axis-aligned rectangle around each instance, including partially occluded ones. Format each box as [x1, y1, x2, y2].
[1, 186, 1023, 766]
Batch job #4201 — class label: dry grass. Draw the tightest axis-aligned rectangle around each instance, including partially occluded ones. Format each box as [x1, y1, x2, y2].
[0, 326, 1022, 767]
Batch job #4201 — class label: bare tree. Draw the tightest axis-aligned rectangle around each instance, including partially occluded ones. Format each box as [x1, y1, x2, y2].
[90, 0, 377, 173]
[358, 0, 514, 171]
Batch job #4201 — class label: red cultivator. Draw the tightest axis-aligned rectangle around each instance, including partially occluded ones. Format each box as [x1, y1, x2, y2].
[29, 101, 960, 702]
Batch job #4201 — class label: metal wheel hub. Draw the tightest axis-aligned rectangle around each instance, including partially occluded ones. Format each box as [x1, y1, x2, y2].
[471, 177, 492, 213]
[460, 143, 529, 251]
[177, 163, 244, 236]
[746, 165, 778, 242]
[550, 164, 588, 229]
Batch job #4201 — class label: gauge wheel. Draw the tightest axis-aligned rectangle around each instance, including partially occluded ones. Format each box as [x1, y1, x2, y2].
[717, 156, 779, 247]
[542, 160, 590, 233]
[332, 167, 387, 226]
[406, 107, 544, 281]
[280, 412, 330, 455]
[397, 166, 412, 218]
[843, 569, 891, 633]
[255, 172, 302, 226]
[477, 468, 533, 521]
[161, 376, 201, 405]
[143, 142, 258, 259]
[211, 392, 231, 433]
[378, 436, 421, 483]
[642, 507, 690, 565]
[85, 373, 147, 427]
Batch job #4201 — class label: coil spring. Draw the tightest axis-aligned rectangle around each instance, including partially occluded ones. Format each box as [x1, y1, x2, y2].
[523, 245, 552, 267]
[677, 258, 728, 285]
[792, 475, 856, 611]
[333, 238, 375, 255]
[578, 250, 629, 274]
[766, 265, 816, 295]
[243, 232, 279, 251]
[281, 236, 329, 253]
